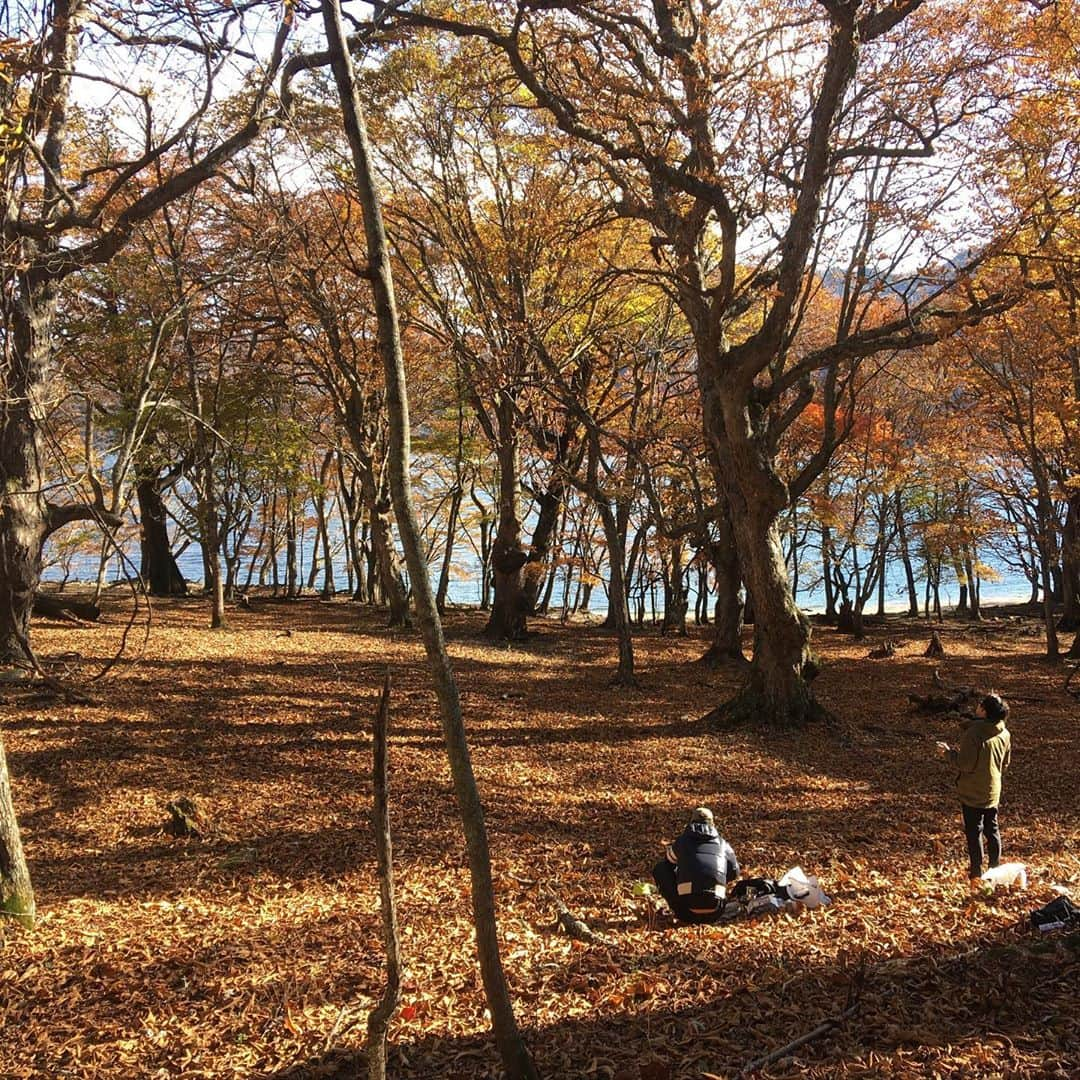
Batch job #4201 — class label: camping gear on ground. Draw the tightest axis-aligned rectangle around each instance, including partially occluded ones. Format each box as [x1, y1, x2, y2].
[981, 862, 1027, 888]
[746, 894, 787, 918]
[719, 900, 743, 921]
[729, 877, 788, 902]
[778, 865, 831, 910]
[1029, 895, 1080, 934]
[724, 867, 830, 920]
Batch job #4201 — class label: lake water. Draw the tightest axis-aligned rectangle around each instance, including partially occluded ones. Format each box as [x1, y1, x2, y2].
[42, 532, 1036, 616]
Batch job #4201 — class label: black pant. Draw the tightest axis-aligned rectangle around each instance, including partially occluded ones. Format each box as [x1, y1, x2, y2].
[962, 804, 1001, 878]
[651, 859, 720, 924]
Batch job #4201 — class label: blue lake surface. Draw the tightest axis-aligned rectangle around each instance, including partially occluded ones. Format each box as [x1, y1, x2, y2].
[42, 532, 1036, 616]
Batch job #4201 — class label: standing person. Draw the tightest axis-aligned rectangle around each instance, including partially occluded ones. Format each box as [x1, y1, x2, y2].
[652, 807, 739, 923]
[936, 692, 1012, 888]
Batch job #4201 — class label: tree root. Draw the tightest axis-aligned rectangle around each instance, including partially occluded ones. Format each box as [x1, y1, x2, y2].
[692, 645, 749, 671]
[703, 684, 834, 731]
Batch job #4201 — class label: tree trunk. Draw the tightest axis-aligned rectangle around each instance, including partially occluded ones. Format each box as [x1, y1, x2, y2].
[1039, 541, 1060, 659]
[359, 464, 411, 628]
[484, 429, 528, 640]
[597, 497, 636, 686]
[704, 379, 822, 727]
[697, 505, 746, 667]
[0, 736, 34, 927]
[875, 501, 888, 618]
[366, 676, 401, 1080]
[660, 539, 689, 636]
[435, 484, 463, 615]
[736, 519, 819, 725]
[851, 600, 865, 640]
[0, 279, 57, 665]
[1059, 494, 1080, 631]
[285, 493, 300, 598]
[964, 550, 981, 621]
[91, 534, 110, 606]
[224, 508, 249, 599]
[320, 14, 539, 1074]
[243, 511, 266, 594]
[820, 522, 837, 623]
[204, 506, 227, 630]
[136, 472, 187, 596]
[195, 448, 227, 630]
[695, 561, 709, 625]
[469, 483, 493, 611]
[895, 490, 920, 618]
[1033, 480, 1061, 658]
[537, 555, 559, 615]
[521, 482, 559, 612]
[315, 450, 336, 599]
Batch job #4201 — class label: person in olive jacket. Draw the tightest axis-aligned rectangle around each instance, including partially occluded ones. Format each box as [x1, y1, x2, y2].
[936, 693, 1012, 886]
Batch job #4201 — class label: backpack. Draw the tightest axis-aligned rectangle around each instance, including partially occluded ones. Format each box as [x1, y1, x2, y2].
[1029, 896, 1080, 934]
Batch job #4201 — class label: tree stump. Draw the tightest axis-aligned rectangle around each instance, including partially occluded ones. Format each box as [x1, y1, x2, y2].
[164, 797, 206, 838]
[868, 639, 896, 659]
[924, 631, 946, 658]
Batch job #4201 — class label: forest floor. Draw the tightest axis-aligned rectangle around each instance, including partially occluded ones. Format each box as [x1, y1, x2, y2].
[1, 597, 1078, 1080]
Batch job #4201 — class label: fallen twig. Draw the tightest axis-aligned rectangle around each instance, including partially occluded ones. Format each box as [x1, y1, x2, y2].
[738, 961, 865, 1077]
[540, 885, 615, 946]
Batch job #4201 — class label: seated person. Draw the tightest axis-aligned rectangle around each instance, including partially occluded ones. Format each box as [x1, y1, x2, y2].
[652, 806, 739, 923]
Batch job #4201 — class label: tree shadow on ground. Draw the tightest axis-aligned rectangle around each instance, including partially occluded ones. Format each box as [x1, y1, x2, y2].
[265, 925, 1080, 1079]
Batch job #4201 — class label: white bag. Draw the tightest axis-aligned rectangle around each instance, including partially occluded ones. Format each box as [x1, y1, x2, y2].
[778, 865, 830, 909]
[980, 862, 1027, 889]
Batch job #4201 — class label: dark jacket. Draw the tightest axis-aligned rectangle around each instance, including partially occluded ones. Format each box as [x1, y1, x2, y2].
[668, 823, 740, 910]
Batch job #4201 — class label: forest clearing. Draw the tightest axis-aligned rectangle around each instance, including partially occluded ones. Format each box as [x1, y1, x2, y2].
[5, 0, 1080, 1076]
[1, 599, 1077, 1079]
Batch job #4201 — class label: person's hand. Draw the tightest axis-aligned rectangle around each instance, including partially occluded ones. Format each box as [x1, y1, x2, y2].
[935, 740, 951, 758]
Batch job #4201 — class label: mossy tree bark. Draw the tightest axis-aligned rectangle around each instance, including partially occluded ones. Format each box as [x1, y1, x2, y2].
[0, 736, 34, 927]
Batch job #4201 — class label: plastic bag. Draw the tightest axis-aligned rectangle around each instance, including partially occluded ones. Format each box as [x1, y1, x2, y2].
[980, 862, 1027, 889]
[778, 865, 830, 910]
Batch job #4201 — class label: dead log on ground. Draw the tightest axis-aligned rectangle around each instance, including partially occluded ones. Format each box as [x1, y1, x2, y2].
[931, 668, 979, 697]
[542, 885, 615, 945]
[867, 639, 897, 659]
[908, 692, 976, 714]
[33, 593, 101, 623]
